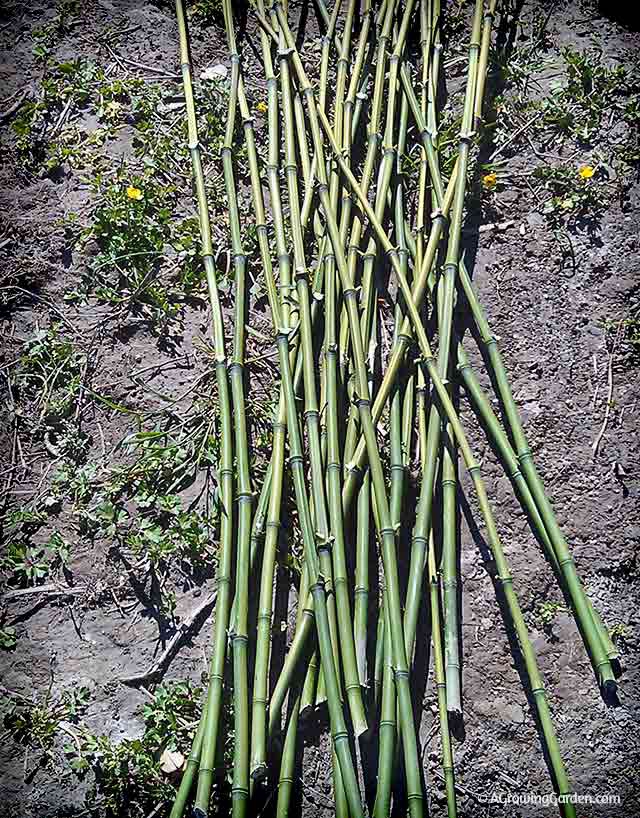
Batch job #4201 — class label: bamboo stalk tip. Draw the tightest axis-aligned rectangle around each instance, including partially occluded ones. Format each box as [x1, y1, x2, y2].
[601, 678, 618, 704]
[353, 718, 370, 738]
[250, 762, 268, 782]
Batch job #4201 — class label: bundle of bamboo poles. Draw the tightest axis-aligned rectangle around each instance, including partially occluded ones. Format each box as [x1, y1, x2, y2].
[170, 2, 620, 816]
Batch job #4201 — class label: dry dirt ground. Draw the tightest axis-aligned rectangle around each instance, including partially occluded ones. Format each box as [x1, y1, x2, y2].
[0, 1, 639, 817]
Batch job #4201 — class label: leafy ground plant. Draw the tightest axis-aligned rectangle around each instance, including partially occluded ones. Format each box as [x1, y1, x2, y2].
[66, 681, 214, 817]
[84, 421, 219, 620]
[533, 162, 610, 226]
[8, 326, 90, 460]
[2, 528, 70, 587]
[1, 686, 90, 768]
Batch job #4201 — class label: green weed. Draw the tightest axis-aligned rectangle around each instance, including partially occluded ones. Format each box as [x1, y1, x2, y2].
[536, 600, 567, 628]
[0, 627, 18, 650]
[1, 685, 89, 766]
[65, 680, 208, 817]
[533, 162, 609, 226]
[9, 326, 90, 460]
[2, 527, 70, 587]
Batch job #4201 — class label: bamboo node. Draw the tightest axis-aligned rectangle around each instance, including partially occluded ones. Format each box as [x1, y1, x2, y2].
[332, 730, 350, 744]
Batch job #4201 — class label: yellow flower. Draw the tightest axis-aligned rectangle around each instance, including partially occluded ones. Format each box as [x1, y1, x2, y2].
[126, 186, 143, 200]
[256, 101, 268, 114]
[578, 165, 595, 179]
[482, 171, 497, 190]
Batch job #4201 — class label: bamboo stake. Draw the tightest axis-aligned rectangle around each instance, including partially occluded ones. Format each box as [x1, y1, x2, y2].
[173, 4, 234, 816]
[457, 261, 617, 692]
[427, 535, 458, 818]
[218, 7, 254, 817]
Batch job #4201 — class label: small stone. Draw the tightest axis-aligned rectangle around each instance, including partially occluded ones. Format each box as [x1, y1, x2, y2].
[502, 702, 524, 724]
[201, 63, 228, 81]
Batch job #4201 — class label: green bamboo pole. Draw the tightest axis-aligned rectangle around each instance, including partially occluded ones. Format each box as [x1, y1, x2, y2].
[342, 0, 409, 694]
[275, 549, 311, 818]
[217, 7, 255, 817]
[275, 693, 302, 818]
[307, 0, 370, 733]
[250, 390, 286, 780]
[252, 0, 333, 756]
[427, 535, 458, 818]
[175, 461, 268, 813]
[170, 699, 208, 818]
[441, 417, 461, 715]
[247, 0, 308, 778]
[325, 238, 368, 732]
[474, 0, 495, 129]
[229, 460, 275, 637]
[372, 82, 415, 818]
[318, 109, 577, 818]
[354, 471, 371, 686]
[454, 333, 618, 663]
[274, 8, 425, 815]
[269, 595, 316, 736]
[373, 599, 396, 818]
[457, 261, 617, 691]
[278, 21, 343, 711]
[404, 0, 483, 663]
[173, 6, 235, 817]
[415, 0, 463, 718]
[372, 593, 385, 705]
